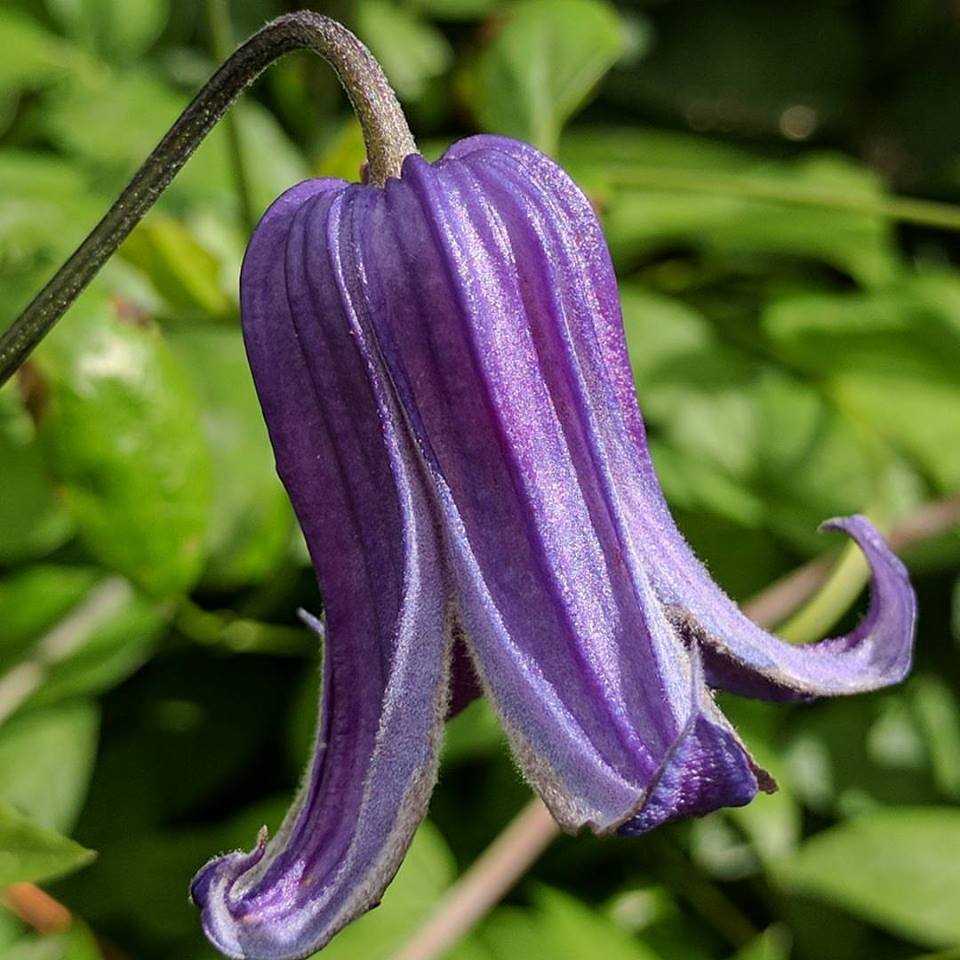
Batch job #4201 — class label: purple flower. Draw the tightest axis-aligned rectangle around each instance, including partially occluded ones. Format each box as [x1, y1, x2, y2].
[191, 136, 916, 960]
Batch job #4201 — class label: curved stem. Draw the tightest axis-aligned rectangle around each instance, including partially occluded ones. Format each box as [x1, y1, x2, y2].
[0, 11, 416, 388]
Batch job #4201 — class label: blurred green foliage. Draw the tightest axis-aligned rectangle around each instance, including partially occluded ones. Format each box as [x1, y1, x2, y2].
[0, 0, 959, 958]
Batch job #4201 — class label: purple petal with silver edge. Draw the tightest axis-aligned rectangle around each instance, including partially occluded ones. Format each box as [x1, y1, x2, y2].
[442, 136, 917, 703]
[191, 180, 452, 960]
[192, 136, 916, 960]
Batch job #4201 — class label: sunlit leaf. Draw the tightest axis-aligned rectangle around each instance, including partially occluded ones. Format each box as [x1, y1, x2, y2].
[120, 217, 230, 319]
[4, 920, 103, 960]
[467, 0, 626, 153]
[45, 0, 169, 63]
[171, 326, 294, 589]
[0, 12, 88, 94]
[0, 801, 95, 886]
[778, 808, 960, 948]
[0, 392, 73, 566]
[355, 0, 452, 102]
[35, 288, 212, 596]
[0, 701, 99, 833]
[764, 277, 960, 489]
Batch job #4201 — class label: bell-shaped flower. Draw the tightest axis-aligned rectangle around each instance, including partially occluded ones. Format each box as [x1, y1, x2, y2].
[191, 135, 916, 960]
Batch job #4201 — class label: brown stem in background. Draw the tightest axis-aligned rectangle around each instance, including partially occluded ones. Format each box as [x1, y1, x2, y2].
[2, 883, 72, 935]
[391, 800, 560, 960]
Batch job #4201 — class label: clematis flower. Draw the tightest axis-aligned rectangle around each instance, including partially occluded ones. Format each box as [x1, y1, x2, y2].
[191, 135, 915, 960]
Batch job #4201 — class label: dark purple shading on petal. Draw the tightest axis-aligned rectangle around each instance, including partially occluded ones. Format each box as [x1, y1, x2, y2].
[191, 180, 451, 960]
[192, 133, 915, 960]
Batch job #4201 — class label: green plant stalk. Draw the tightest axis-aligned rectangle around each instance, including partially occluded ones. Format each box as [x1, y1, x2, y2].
[602, 165, 960, 233]
[175, 599, 317, 656]
[776, 537, 871, 644]
[205, 0, 256, 232]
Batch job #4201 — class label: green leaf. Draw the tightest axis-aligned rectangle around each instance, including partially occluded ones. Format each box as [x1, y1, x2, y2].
[0, 391, 73, 566]
[442, 698, 505, 762]
[0, 566, 98, 673]
[778, 807, 960, 948]
[5, 920, 104, 960]
[727, 926, 791, 960]
[481, 887, 659, 960]
[0, 12, 87, 94]
[536, 887, 661, 960]
[313, 118, 368, 181]
[355, 0, 452, 102]
[45, 0, 169, 63]
[41, 70, 308, 217]
[911, 676, 960, 800]
[0, 800, 94, 886]
[0, 910, 24, 952]
[317, 821, 484, 960]
[0, 574, 166, 723]
[35, 288, 212, 596]
[621, 287, 881, 551]
[119, 217, 231, 319]
[562, 130, 899, 287]
[24, 579, 167, 710]
[0, 701, 99, 833]
[764, 277, 960, 489]
[0, 152, 104, 333]
[170, 327, 294, 589]
[468, 0, 626, 153]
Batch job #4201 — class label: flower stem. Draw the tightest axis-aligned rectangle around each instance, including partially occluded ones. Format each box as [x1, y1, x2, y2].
[0, 11, 416, 388]
[602, 165, 960, 233]
[205, 0, 256, 232]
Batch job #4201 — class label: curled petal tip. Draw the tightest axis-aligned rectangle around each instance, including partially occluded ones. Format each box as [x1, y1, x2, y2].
[196, 131, 919, 957]
[690, 512, 916, 699]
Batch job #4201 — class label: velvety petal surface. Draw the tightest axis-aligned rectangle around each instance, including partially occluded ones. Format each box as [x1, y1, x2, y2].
[349, 147, 767, 833]
[193, 133, 916, 960]
[441, 136, 917, 703]
[191, 180, 451, 960]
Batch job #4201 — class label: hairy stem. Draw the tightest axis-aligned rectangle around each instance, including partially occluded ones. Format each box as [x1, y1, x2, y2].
[0, 11, 415, 387]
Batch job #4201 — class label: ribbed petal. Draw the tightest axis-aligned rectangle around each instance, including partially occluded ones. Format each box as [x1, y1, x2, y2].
[350, 149, 765, 833]
[442, 136, 917, 703]
[191, 180, 451, 960]
[193, 133, 916, 960]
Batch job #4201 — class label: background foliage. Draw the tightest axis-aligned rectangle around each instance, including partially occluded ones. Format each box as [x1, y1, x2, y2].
[1, 0, 959, 958]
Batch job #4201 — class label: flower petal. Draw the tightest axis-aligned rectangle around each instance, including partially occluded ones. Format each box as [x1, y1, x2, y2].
[191, 180, 451, 960]
[445, 136, 916, 702]
[353, 149, 765, 833]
